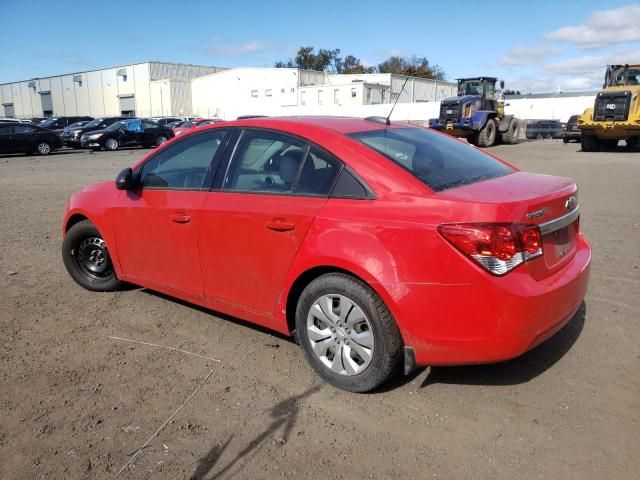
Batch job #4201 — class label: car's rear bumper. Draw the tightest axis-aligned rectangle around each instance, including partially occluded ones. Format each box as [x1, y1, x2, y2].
[563, 131, 581, 140]
[386, 235, 591, 366]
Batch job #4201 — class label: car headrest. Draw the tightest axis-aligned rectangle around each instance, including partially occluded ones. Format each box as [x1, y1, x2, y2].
[279, 149, 306, 184]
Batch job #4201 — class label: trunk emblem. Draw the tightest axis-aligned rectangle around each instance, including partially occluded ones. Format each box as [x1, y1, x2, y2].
[565, 196, 577, 210]
[527, 209, 546, 219]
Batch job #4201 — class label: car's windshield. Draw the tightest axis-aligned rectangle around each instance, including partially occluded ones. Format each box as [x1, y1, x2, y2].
[608, 66, 640, 86]
[180, 120, 197, 128]
[85, 118, 106, 128]
[349, 127, 514, 192]
[106, 121, 125, 131]
[459, 81, 483, 96]
[39, 118, 58, 128]
[66, 121, 87, 129]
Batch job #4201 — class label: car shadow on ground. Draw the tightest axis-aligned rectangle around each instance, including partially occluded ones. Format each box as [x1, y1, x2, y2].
[139, 290, 586, 391]
[189, 384, 322, 480]
[140, 289, 295, 343]
[419, 302, 587, 388]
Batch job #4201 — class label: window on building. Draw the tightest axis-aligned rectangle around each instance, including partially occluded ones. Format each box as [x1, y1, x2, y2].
[281, 88, 285, 94]
[291, 87, 295, 93]
[318, 90, 324, 105]
[301, 91, 306, 106]
[265, 89, 273, 97]
[333, 89, 339, 105]
[366, 88, 372, 103]
[251, 90, 259, 98]
[351, 88, 357, 98]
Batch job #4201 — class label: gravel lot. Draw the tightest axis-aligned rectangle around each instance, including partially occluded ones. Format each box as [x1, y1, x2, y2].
[1, 140, 639, 480]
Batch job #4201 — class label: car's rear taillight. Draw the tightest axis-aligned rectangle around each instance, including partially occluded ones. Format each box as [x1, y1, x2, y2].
[438, 223, 543, 275]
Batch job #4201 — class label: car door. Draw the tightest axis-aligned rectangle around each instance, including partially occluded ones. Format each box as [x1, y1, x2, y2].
[112, 129, 230, 295]
[139, 120, 161, 145]
[0, 125, 13, 152]
[11, 124, 36, 151]
[198, 129, 341, 317]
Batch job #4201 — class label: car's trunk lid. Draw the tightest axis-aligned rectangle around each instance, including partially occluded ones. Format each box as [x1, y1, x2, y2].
[437, 171, 580, 279]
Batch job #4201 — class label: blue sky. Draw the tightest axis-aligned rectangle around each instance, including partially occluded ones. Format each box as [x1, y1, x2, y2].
[1, 0, 639, 92]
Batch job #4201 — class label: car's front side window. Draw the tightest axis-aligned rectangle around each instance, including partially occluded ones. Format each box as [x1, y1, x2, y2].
[138, 130, 227, 190]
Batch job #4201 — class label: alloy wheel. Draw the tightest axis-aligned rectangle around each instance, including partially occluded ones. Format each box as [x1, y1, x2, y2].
[37, 142, 51, 155]
[106, 138, 118, 150]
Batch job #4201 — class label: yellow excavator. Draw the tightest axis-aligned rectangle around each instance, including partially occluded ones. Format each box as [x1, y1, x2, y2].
[578, 64, 640, 151]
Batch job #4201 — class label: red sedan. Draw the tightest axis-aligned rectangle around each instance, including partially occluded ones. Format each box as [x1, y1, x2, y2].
[173, 118, 223, 136]
[61, 117, 590, 392]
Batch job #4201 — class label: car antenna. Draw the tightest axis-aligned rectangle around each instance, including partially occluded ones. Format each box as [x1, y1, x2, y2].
[365, 76, 410, 126]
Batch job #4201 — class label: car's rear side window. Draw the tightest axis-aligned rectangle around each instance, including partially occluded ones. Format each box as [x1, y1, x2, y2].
[349, 127, 514, 192]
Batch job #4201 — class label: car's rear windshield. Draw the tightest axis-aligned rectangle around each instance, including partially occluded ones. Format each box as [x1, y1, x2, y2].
[349, 127, 514, 192]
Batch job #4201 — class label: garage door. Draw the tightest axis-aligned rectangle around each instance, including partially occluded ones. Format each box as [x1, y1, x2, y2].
[3, 104, 14, 117]
[119, 95, 135, 116]
[41, 92, 53, 116]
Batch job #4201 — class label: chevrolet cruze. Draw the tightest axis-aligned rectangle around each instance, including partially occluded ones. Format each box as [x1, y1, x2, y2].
[61, 117, 591, 392]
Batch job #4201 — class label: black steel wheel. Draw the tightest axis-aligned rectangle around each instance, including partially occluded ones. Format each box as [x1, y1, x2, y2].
[62, 220, 123, 291]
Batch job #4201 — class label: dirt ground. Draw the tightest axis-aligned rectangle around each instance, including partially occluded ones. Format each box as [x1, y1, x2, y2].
[1, 140, 639, 480]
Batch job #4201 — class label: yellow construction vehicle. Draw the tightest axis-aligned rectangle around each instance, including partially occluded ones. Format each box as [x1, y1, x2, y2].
[578, 64, 640, 151]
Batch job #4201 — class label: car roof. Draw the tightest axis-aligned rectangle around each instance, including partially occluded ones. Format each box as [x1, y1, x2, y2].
[214, 116, 412, 135]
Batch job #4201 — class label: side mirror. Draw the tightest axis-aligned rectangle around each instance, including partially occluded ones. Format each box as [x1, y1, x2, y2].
[115, 168, 135, 190]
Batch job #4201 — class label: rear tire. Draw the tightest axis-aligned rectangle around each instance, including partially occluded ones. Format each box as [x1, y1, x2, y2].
[295, 273, 402, 392]
[563, 138, 569, 144]
[470, 118, 497, 147]
[581, 134, 600, 152]
[500, 119, 519, 144]
[62, 220, 123, 292]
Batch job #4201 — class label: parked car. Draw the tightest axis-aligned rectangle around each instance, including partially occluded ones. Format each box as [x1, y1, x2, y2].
[195, 119, 224, 128]
[61, 117, 590, 392]
[0, 121, 62, 155]
[166, 120, 185, 129]
[525, 120, 564, 139]
[60, 116, 129, 148]
[173, 118, 222, 136]
[146, 117, 184, 127]
[0, 117, 32, 124]
[80, 118, 174, 151]
[38, 116, 93, 133]
[562, 115, 581, 143]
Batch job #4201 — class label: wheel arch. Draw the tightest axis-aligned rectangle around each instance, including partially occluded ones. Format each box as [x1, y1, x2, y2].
[65, 213, 90, 233]
[282, 264, 400, 340]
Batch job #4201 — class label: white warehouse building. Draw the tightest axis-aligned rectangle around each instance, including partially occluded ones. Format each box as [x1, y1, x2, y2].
[191, 67, 457, 119]
[0, 61, 223, 119]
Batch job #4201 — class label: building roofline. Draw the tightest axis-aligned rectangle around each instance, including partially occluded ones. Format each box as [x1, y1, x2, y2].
[0, 61, 224, 86]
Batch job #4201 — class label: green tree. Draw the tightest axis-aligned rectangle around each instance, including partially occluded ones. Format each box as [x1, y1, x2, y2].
[336, 55, 376, 74]
[275, 47, 341, 72]
[377, 55, 446, 80]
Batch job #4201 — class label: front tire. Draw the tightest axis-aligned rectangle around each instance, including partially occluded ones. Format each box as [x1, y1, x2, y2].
[35, 142, 52, 155]
[626, 137, 639, 151]
[581, 134, 600, 152]
[62, 220, 123, 292]
[104, 138, 119, 151]
[155, 135, 168, 147]
[295, 273, 402, 392]
[470, 118, 497, 147]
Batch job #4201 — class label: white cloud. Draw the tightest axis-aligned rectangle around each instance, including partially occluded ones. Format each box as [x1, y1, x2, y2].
[499, 44, 561, 66]
[542, 49, 640, 75]
[544, 4, 640, 49]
